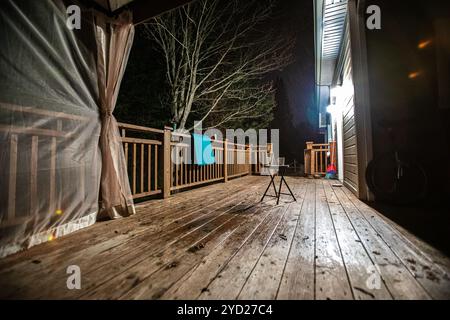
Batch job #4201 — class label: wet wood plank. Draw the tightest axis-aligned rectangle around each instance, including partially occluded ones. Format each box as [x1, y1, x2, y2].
[1, 176, 449, 300]
[198, 206, 287, 299]
[340, 185, 449, 299]
[121, 193, 268, 299]
[277, 181, 315, 299]
[322, 181, 392, 300]
[238, 181, 306, 299]
[162, 201, 277, 300]
[238, 201, 300, 299]
[314, 180, 353, 300]
[332, 182, 431, 299]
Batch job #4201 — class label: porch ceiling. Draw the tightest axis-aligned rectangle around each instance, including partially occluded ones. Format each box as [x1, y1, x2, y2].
[92, 0, 133, 11]
[314, 0, 348, 86]
[87, 0, 194, 24]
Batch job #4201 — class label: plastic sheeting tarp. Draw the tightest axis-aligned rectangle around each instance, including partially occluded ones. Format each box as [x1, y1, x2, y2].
[0, 0, 134, 257]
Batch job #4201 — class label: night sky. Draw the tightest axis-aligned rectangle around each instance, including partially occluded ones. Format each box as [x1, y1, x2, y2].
[117, 0, 320, 164]
[270, 0, 320, 163]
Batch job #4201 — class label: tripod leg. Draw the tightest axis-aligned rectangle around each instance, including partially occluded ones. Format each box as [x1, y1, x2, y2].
[277, 173, 283, 205]
[260, 175, 275, 202]
[272, 176, 278, 197]
[282, 176, 297, 201]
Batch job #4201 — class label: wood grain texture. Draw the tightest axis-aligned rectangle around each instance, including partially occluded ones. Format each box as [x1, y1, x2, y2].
[0, 177, 449, 300]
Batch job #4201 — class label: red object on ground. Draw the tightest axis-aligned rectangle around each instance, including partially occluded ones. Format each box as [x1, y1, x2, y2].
[327, 164, 336, 174]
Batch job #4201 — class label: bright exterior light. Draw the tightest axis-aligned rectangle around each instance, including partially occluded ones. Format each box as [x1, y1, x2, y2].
[326, 104, 333, 114]
[408, 71, 421, 79]
[418, 40, 432, 49]
[327, 103, 343, 119]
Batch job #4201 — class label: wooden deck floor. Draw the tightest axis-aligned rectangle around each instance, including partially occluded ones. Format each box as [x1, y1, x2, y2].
[1, 176, 450, 300]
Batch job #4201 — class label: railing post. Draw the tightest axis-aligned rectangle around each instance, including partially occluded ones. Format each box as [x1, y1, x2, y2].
[304, 141, 313, 176]
[305, 141, 314, 176]
[163, 126, 172, 198]
[223, 139, 228, 182]
[8, 134, 18, 220]
[267, 143, 273, 154]
[247, 144, 252, 175]
[122, 127, 129, 168]
[255, 145, 259, 174]
[329, 141, 336, 165]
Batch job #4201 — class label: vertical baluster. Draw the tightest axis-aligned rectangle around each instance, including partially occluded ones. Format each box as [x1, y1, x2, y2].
[132, 143, 136, 194]
[183, 150, 187, 185]
[148, 144, 152, 191]
[234, 147, 237, 175]
[8, 134, 18, 220]
[170, 146, 174, 188]
[214, 149, 216, 179]
[140, 144, 144, 193]
[182, 147, 185, 185]
[207, 163, 210, 181]
[122, 128, 128, 169]
[30, 136, 38, 218]
[163, 128, 171, 198]
[154, 145, 158, 191]
[223, 140, 228, 182]
[175, 146, 179, 187]
[49, 120, 61, 215]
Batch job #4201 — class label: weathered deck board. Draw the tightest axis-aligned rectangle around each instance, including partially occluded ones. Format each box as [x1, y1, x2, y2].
[331, 183, 431, 299]
[92, 191, 264, 299]
[339, 185, 450, 299]
[161, 201, 279, 300]
[237, 181, 306, 300]
[322, 181, 392, 300]
[0, 177, 253, 272]
[24, 186, 263, 299]
[237, 201, 300, 300]
[121, 195, 271, 300]
[0, 176, 449, 300]
[277, 181, 315, 299]
[198, 205, 287, 299]
[314, 180, 353, 300]
[0, 178, 262, 299]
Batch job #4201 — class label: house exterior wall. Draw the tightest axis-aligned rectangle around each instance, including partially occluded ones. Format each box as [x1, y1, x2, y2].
[329, 18, 359, 194]
[340, 24, 359, 194]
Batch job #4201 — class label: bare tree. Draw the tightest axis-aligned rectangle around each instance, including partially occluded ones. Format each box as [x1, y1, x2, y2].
[144, 0, 295, 130]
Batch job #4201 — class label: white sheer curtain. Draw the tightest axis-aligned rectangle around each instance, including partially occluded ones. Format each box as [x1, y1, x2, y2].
[94, 11, 135, 219]
[0, 0, 135, 257]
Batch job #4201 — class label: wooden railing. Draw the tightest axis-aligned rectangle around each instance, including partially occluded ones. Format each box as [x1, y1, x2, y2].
[0, 104, 98, 230]
[0, 104, 271, 229]
[0, 104, 272, 249]
[119, 122, 164, 199]
[119, 123, 269, 200]
[170, 133, 226, 191]
[304, 141, 335, 176]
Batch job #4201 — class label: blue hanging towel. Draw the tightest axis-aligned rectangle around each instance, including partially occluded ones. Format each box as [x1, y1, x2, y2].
[193, 133, 215, 165]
